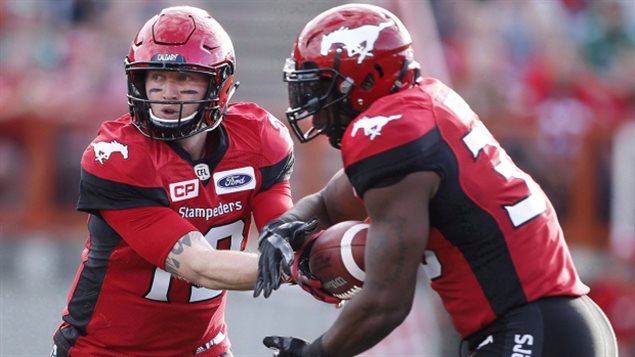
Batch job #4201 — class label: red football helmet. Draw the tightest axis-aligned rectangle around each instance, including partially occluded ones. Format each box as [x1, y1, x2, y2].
[126, 6, 238, 140]
[283, 4, 420, 148]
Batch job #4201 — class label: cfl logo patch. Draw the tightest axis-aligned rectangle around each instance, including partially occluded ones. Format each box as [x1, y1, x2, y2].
[512, 334, 534, 357]
[194, 163, 211, 181]
[169, 179, 199, 202]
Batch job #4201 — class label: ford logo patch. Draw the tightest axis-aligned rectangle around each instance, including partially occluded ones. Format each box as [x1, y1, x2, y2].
[218, 174, 252, 188]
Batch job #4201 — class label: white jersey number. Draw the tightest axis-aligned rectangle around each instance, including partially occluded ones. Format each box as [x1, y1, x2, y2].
[462, 122, 546, 227]
[421, 250, 442, 280]
[145, 220, 246, 302]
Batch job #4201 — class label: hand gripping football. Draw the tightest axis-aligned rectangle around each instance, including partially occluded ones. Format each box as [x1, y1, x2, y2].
[308, 220, 369, 300]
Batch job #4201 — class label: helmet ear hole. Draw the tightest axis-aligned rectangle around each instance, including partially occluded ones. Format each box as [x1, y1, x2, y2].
[360, 74, 375, 90]
[374, 64, 384, 78]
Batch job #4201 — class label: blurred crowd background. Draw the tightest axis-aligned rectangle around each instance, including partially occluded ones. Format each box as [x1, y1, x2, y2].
[1, 0, 633, 356]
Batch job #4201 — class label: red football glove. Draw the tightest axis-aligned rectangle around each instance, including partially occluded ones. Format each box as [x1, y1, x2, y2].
[290, 232, 342, 305]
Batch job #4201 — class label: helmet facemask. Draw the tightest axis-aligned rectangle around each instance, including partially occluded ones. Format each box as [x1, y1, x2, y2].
[283, 56, 357, 148]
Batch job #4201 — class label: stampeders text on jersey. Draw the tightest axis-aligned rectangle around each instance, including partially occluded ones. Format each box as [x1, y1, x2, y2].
[179, 201, 243, 220]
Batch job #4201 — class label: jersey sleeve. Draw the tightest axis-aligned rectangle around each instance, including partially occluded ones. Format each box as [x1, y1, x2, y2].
[78, 123, 169, 214]
[341, 94, 440, 198]
[100, 207, 196, 269]
[251, 180, 293, 231]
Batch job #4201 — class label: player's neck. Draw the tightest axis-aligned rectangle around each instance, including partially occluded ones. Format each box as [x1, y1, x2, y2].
[177, 132, 208, 161]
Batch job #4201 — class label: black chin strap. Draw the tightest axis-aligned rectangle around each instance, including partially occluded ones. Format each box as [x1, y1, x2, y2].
[324, 47, 354, 149]
[390, 59, 421, 93]
[390, 59, 412, 93]
[325, 101, 348, 149]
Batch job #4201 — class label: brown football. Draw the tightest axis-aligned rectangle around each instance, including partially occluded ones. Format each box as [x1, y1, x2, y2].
[309, 220, 368, 300]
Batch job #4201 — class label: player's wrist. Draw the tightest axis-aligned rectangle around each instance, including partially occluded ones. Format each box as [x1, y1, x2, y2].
[303, 335, 325, 357]
[269, 213, 301, 227]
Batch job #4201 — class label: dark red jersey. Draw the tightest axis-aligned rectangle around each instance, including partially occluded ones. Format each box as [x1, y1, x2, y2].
[54, 102, 294, 356]
[341, 78, 589, 337]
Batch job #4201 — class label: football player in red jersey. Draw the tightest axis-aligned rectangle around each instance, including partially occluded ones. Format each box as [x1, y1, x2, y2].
[50, 6, 305, 357]
[254, 4, 619, 357]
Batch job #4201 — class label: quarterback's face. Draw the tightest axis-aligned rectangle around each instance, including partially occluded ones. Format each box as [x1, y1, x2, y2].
[145, 70, 209, 119]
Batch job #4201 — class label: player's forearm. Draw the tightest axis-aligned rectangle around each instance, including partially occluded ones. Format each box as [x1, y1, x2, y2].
[191, 250, 258, 290]
[276, 171, 366, 229]
[320, 211, 420, 355]
[280, 192, 332, 229]
[165, 231, 258, 290]
[321, 292, 406, 356]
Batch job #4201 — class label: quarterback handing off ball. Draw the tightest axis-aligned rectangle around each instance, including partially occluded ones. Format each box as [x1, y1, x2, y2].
[309, 221, 369, 300]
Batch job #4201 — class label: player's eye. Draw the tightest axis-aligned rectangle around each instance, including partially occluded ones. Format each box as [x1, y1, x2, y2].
[148, 72, 165, 82]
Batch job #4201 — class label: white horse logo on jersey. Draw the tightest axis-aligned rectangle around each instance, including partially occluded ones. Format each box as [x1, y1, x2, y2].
[351, 114, 402, 140]
[320, 20, 394, 64]
[91, 140, 129, 164]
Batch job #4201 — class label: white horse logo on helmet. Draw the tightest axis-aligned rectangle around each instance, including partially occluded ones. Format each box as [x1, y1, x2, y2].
[320, 20, 394, 64]
[91, 140, 129, 164]
[351, 114, 402, 140]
